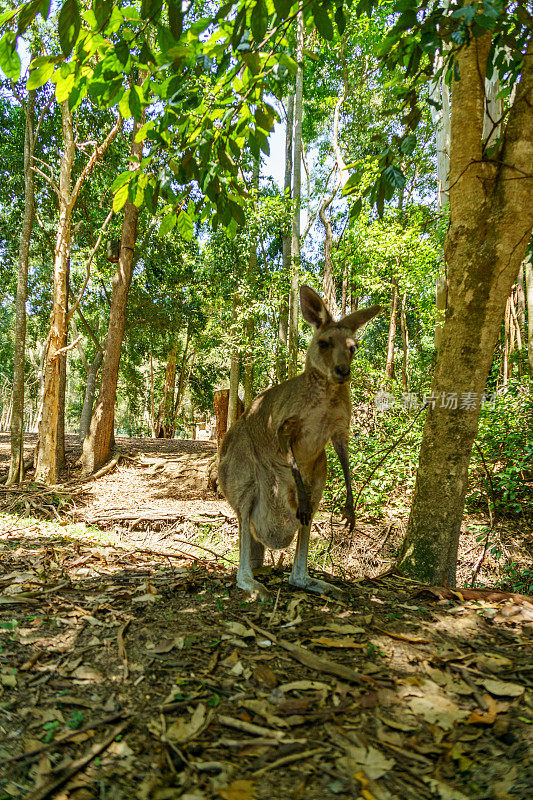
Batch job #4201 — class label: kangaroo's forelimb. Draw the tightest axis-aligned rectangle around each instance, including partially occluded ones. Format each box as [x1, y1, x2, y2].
[332, 436, 355, 531]
[278, 419, 312, 526]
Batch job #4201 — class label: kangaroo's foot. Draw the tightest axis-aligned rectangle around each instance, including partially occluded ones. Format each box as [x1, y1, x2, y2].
[289, 574, 345, 600]
[236, 571, 271, 602]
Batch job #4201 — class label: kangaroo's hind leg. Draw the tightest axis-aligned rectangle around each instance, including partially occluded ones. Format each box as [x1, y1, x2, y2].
[250, 535, 265, 570]
[289, 522, 344, 599]
[236, 510, 270, 601]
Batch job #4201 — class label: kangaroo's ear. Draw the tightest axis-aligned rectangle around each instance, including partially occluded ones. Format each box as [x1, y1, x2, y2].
[300, 285, 332, 330]
[340, 304, 382, 332]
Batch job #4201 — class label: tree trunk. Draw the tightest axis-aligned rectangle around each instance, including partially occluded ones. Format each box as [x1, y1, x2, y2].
[154, 342, 179, 438]
[287, 12, 304, 379]
[502, 296, 511, 386]
[244, 157, 260, 407]
[385, 279, 398, 381]
[81, 118, 143, 474]
[35, 102, 74, 483]
[525, 254, 533, 373]
[227, 349, 241, 428]
[400, 291, 409, 392]
[276, 95, 294, 383]
[79, 350, 103, 442]
[7, 87, 35, 485]
[398, 33, 533, 586]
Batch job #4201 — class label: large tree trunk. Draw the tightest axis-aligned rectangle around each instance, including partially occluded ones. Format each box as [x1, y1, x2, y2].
[227, 348, 241, 428]
[154, 342, 179, 438]
[35, 102, 74, 483]
[79, 350, 102, 442]
[81, 118, 143, 474]
[7, 87, 35, 485]
[287, 12, 304, 379]
[385, 279, 398, 381]
[398, 34, 533, 586]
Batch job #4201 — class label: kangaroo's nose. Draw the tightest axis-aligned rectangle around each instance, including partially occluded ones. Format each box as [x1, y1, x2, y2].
[334, 365, 350, 380]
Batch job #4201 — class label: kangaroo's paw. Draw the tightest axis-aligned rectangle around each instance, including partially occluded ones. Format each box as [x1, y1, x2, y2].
[289, 575, 345, 600]
[236, 574, 272, 602]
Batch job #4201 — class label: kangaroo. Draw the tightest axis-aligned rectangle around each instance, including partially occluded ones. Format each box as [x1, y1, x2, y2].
[218, 286, 381, 600]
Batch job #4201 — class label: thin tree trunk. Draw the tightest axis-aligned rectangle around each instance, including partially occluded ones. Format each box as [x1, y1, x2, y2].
[244, 157, 260, 407]
[81, 117, 143, 474]
[398, 33, 533, 586]
[35, 102, 74, 483]
[525, 254, 533, 373]
[385, 279, 398, 381]
[56, 269, 69, 473]
[277, 94, 294, 383]
[7, 87, 35, 485]
[502, 297, 511, 385]
[400, 291, 409, 392]
[79, 350, 102, 442]
[227, 348, 241, 428]
[287, 12, 304, 379]
[341, 262, 348, 316]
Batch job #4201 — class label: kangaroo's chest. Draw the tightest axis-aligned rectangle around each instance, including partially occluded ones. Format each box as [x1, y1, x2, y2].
[292, 397, 349, 462]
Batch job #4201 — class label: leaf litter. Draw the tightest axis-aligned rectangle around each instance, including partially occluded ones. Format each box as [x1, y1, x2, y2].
[0, 439, 532, 799]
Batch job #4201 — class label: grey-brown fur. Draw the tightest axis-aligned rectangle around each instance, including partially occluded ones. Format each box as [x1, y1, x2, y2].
[218, 286, 381, 599]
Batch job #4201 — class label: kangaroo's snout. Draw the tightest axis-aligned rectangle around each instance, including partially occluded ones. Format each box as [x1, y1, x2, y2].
[334, 365, 350, 382]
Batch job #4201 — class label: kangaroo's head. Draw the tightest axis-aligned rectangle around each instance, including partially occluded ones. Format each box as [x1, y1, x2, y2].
[300, 285, 381, 385]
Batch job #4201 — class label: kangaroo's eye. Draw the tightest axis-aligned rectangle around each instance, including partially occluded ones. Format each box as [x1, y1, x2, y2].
[349, 344, 356, 354]
[318, 340, 330, 350]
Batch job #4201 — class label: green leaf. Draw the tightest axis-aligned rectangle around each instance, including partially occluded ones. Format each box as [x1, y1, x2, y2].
[400, 134, 416, 155]
[334, 5, 346, 35]
[273, 0, 292, 16]
[0, 35, 21, 81]
[159, 212, 177, 236]
[94, 0, 113, 29]
[313, 2, 334, 41]
[141, 0, 163, 19]
[251, 0, 268, 42]
[58, 0, 81, 56]
[113, 181, 130, 212]
[166, 0, 183, 39]
[231, 6, 247, 51]
[342, 171, 362, 196]
[110, 171, 133, 193]
[177, 210, 193, 241]
[119, 89, 131, 119]
[129, 84, 143, 122]
[27, 58, 55, 89]
[383, 164, 406, 190]
[349, 197, 363, 219]
[254, 106, 274, 132]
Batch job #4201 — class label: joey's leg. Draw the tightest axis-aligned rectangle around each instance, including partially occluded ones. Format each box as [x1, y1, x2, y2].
[250, 536, 265, 571]
[236, 513, 270, 600]
[289, 523, 344, 599]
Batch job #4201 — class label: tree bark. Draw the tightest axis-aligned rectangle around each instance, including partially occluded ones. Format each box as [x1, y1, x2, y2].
[287, 12, 304, 379]
[79, 350, 102, 442]
[155, 342, 179, 438]
[7, 87, 35, 485]
[56, 269, 69, 473]
[277, 94, 294, 383]
[35, 101, 74, 483]
[400, 291, 409, 392]
[398, 33, 533, 586]
[525, 254, 533, 373]
[81, 117, 143, 474]
[385, 279, 398, 381]
[227, 348, 241, 428]
[244, 157, 260, 407]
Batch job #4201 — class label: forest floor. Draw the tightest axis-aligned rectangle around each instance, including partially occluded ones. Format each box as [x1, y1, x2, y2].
[0, 434, 532, 800]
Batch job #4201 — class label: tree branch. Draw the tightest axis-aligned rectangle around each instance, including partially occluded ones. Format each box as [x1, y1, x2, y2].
[67, 208, 114, 324]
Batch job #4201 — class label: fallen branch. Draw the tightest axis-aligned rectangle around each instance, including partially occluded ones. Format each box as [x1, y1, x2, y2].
[0, 712, 130, 765]
[27, 720, 131, 800]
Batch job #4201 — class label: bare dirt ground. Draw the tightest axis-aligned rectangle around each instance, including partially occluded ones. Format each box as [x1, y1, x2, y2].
[0, 434, 532, 800]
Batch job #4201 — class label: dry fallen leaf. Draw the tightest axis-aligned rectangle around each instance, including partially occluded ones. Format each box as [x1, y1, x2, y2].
[338, 744, 395, 780]
[217, 780, 258, 800]
[223, 621, 255, 638]
[310, 636, 365, 649]
[480, 679, 524, 698]
[160, 703, 212, 744]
